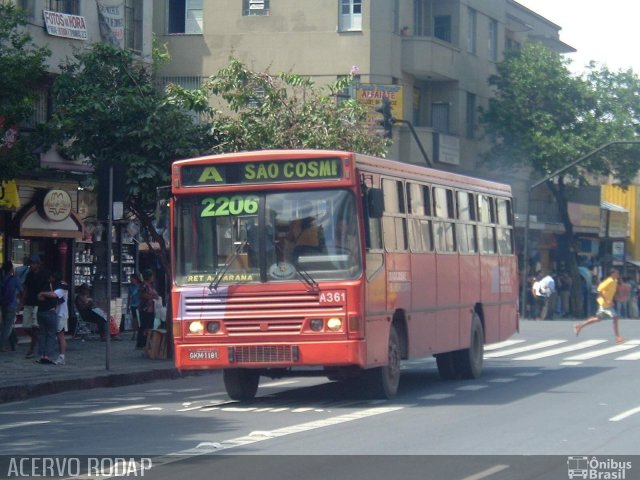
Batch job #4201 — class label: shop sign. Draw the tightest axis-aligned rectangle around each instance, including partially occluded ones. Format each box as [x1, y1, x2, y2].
[41, 189, 72, 222]
[43, 10, 88, 40]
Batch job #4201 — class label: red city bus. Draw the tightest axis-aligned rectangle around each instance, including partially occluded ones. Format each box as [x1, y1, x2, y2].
[170, 150, 518, 400]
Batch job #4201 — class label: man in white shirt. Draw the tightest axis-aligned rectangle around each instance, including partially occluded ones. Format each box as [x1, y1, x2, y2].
[532, 273, 555, 320]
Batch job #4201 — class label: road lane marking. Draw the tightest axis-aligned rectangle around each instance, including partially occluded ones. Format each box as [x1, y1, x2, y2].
[609, 405, 640, 422]
[484, 339, 526, 351]
[419, 393, 455, 400]
[616, 351, 640, 360]
[0, 420, 51, 431]
[484, 340, 566, 358]
[564, 343, 639, 361]
[462, 464, 510, 480]
[514, 339, 607, 360]
[87, 404, 152, 415]
[457, 385, 488, 391]
[260, 380, 299, 388]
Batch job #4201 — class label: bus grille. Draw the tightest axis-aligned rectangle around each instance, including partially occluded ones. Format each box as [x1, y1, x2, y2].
[234, 345, 292, 363]
[182, 291, 344, 336]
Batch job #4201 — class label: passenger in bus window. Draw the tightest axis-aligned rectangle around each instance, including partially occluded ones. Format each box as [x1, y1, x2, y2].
[245, 215, 276, 267]
[286, 203, 325, 262]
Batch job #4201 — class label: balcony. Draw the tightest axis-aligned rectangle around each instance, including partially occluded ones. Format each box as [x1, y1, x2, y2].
[401, 36, 460, 81]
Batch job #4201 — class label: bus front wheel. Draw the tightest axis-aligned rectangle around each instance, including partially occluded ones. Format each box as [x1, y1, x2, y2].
[366, 324, 401, 399]
[223, 368, 260, 401]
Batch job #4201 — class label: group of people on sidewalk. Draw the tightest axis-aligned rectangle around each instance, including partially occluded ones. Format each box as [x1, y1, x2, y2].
[0, 255, 69, 364]
[0, 254, 162, 366]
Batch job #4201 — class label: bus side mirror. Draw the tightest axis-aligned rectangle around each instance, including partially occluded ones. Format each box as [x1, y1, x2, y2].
[367, 188, 384, 219]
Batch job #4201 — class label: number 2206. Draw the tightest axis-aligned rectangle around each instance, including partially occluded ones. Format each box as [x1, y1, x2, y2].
[201, 195, 259, 217]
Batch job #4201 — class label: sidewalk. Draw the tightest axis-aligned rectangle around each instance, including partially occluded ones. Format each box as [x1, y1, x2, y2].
[0, 334, 204, 404]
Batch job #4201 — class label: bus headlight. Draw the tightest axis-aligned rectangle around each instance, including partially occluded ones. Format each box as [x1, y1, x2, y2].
[189, 321, 204, 334]
[326, 317, 342, 331]
[207, 321, 220, 333]
[310, 319, 323, 331]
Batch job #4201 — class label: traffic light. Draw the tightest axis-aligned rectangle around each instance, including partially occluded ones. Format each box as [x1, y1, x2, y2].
[375, 97, 393, 138]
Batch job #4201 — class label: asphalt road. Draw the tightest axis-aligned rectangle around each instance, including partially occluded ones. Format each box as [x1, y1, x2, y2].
[1, 319, 640, 479]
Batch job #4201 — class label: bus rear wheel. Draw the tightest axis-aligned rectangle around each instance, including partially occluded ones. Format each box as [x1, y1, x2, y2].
[435, 351, 457, 380]
[223, 368, 260, 401]
[366, 324, 401, 399]
[455, 314, 484, 379]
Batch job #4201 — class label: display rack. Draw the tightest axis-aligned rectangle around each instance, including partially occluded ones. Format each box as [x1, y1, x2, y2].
[74, 241, 96, 286]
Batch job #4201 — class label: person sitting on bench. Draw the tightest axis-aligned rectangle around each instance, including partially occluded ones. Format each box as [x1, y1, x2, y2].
[75, 284, 107, 340]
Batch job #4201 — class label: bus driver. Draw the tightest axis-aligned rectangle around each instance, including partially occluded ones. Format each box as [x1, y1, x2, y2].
[286, 203, 325, 262]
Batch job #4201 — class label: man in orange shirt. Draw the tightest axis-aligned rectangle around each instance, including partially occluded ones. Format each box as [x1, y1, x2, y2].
[574, 268, 624, 343]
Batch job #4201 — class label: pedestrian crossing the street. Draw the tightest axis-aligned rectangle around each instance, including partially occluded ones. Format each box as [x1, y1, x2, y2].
[484, 338, 640, 364]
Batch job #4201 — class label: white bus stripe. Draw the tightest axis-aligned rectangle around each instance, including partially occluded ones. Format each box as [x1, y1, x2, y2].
[484, 340, 566, 358]
[514, 340, 607, 360]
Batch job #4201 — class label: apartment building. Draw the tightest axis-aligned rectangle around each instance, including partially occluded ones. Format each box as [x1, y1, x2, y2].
[153, 1, 572, 190]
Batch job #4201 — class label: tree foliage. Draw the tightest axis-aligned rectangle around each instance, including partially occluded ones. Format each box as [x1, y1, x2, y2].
[481, 42, 640, 315]
[482, 43, 640, 184]
[169, 58, 389, 156]
[0, 4, 50, 180]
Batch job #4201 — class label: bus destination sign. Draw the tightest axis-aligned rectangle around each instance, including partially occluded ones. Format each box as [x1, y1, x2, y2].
[181, 158, 342, 186]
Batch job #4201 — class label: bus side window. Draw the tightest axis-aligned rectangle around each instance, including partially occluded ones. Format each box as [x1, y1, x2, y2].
[496, 198, 514, 255]
[433, 186, 456, 252]
[478, 195, 496, 254]
[382, 178, 407, 251]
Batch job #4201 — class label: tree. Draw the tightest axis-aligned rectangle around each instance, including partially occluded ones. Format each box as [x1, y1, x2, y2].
[481, 43, 640, 316]
[48, 51, 386, 355]
[173, 58, 389, 156]
[0, 3, 50, 181]
[49, 42, 216, 273]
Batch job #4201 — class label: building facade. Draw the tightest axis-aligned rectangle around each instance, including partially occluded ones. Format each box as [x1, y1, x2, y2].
[0, 0, 153, 321]
[152, 0, 585, 277]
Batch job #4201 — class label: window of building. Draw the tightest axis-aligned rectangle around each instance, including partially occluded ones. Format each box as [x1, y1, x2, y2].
[433, 15, 451, 43]
[466, 92, 476, 139]
[413, 0, 427, 36]
[467, 8, 476, 54]
[168, 0, 203, 34]
[393, 0, 399, 34]
[431, 102, 450, 133]
[243, 0, 270, 16]
[339, 0, 362, 32]
[46, 0, 79, 14]
[20, 88, 49, 130]
[156, 76, 203, 123]
[17, 0, 35, 17]
[124, 0, 143, 52]
[488, 18, 498, 61]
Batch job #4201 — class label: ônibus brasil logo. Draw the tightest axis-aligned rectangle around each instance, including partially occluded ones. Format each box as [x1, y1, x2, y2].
[567, 456, 632, 479]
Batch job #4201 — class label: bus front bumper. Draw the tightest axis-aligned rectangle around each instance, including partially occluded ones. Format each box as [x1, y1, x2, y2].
[174, 340, 366, 370]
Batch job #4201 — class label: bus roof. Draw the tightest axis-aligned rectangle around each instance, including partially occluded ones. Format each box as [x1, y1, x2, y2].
[172, 149, 512, 197]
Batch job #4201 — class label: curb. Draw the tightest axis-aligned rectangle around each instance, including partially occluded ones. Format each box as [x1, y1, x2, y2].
[0, 369, 218, 404]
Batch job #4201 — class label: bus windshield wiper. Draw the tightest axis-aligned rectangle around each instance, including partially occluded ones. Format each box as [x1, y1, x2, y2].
[209, 240, 248, 292]
[292, 262, 319, 293]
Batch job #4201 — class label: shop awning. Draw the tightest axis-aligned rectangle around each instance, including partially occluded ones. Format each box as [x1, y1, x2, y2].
[16, 205, 83, 239]
[601, 201, 628, 213]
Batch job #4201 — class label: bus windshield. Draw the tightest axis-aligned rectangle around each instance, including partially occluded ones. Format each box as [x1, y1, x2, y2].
[174, 189, 362, 285]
